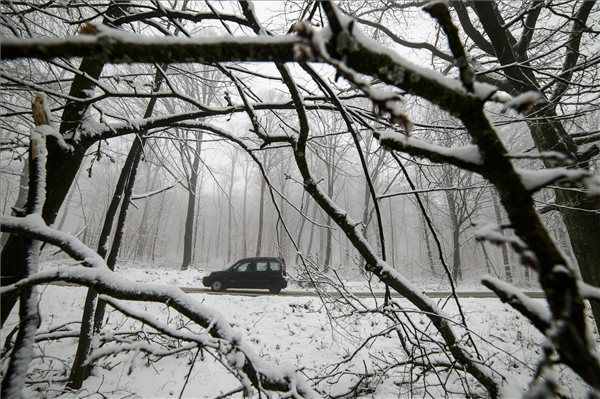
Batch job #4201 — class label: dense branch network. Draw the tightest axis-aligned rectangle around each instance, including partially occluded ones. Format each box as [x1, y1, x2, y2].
[1, 1, 599, 398]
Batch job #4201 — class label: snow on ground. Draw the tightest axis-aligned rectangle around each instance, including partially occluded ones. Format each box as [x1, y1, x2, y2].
[5, 260, 591, 398]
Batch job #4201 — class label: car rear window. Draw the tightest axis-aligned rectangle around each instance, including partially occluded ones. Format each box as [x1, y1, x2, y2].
[269, 261, 281, 271]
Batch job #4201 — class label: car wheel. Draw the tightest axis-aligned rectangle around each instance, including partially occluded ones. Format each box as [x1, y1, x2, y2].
[211, 280, 224, 291]
[269, 287, 282, 294]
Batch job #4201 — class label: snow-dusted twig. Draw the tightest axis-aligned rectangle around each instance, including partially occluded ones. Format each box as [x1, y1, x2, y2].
[0, 263, 316, 397]
[86, 341, 197, 366]
[130, 180, 179, 200]
[377, 184, 490, 200]
[294, 4, 500, 396]
[377, 131, 483, 174]
[481, 276, 550, 333]
[100, 295, 218, 349]
[474, 222, 540, 272]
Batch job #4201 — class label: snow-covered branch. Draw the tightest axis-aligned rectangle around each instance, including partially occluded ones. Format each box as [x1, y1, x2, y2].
[377, 131, 484, 174]
[87, 341, 197, 366]
[481, 276, 550, 333]
[3, 33, 305, 64]
[1, 93, 51, 399]
[130, 180, 179, 201]
[1, 214, 108, 270]
[517, 167, 595, 193]
[0, 258, 316, 398]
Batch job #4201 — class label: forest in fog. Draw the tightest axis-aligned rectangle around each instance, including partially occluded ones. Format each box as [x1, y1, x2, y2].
[1, 1, 599, 398]
[3, 94, 557, 283]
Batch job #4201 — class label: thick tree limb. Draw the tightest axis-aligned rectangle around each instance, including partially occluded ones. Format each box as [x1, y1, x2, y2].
[0, 221, 317, 397]
[2, 35, 304, 64]
[424, 2, 474, 92]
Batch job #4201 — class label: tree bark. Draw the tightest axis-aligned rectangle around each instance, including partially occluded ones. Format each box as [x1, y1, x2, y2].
[490, 188, 512, 282]
[445, 189, 462, 282]
[255, 152, 267, 256]
[181, 133, 203, 270]
[67, 61, 166, 388]
[242, 165, 250, 257]
[226, 150, 237, 262]
[471, 0, 600, 329]
[323, 161, 334, 271]
[66, 138, 144, 389]
[0, 1, 129, 328]
[134, 161, 157, 260]
[295, 192, 310, 264]
[0, 162, 29, 249]
[1, 97, 47, 399]
[306, 200, 318, 258]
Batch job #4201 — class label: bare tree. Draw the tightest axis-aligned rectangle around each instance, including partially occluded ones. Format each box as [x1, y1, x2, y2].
[2, 1, 599, 398]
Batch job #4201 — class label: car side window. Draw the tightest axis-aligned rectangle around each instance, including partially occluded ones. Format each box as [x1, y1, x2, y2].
[256, 262, 268, 272]
[269, 261, 281, 272]
[234, 262, 251, 272]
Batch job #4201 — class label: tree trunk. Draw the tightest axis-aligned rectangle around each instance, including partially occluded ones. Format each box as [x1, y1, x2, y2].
[226, 150, 237, 262]
[421, 210, 435, 273]
[526, 106, 600, 327]
[55, 169, 78, 232]
[0, 2, 130, 326]
[445, 190, 462, 283]
[0, 162, 30, 249]
[93, 144, 142, 327]
[471, 2, 600, 329]
[242, 168, 250, 257]
[215, 196, 223, 259]
[67, 61, 165, 388]
[276, 161, 289, 261]
[323, 164, 334, 271]
[181, 133, 203, 270]
[295, 192, 310, 263]
[388, 198, 396, 268]
[1, 121, 45, 399]
[67, 138, 144, 389]
[490, 188, 512, 282]
[255, 154, 266, 256]
[151, 190, 166, 262]
[134, 161, 156, 260]
[192, 174, 203, 264]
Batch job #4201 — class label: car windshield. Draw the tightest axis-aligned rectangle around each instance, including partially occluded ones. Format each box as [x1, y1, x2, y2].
[223, 261, 237, 271]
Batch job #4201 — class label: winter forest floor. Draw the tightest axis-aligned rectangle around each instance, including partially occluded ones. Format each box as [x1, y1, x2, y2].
[2, 260, 596, 398]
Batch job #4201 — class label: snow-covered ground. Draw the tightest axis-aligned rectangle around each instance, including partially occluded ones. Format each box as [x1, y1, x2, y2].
[4, 261, 593, 398]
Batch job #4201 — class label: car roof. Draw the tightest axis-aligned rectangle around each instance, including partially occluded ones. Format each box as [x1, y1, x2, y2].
[237, 257, 282, 261]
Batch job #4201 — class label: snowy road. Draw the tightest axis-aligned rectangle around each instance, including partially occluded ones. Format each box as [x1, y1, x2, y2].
[179, 287, 546, 298]
[49, 281, 544, 298]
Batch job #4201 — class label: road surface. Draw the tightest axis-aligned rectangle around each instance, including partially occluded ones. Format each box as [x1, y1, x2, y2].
[51, 281, 545, 298]
[179, 287, 545, 298]
[50, 282, 544, 298]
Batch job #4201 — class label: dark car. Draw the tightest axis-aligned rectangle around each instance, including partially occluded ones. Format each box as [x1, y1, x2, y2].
[202, 257, 287, 294]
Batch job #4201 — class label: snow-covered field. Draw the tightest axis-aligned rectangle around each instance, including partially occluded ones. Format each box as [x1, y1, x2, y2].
[3, 261, 593, 398]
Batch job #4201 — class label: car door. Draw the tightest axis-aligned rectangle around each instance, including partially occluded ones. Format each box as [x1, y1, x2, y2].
[268, 260, 283, 286]
[229, 260, 252, 288]
[254, 260, 270, 289]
